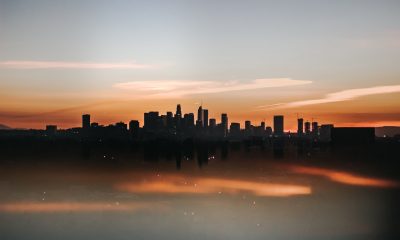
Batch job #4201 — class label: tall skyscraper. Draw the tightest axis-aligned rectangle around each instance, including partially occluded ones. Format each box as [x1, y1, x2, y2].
[305, 121, 311, 134]
[312, 122, 319, 136]
[176, 104, 182, 118]
[197, 106, 203, 127]
[203, 109, 209, 128]
[245, 121, 251, 131]
[82, 114, 90, 129]
[273, 115, 284, 136]
[221, 113, 228, 136]
[175, 104, 182, 130]
[166, 112, 174, 128]
[297, 118, 304, 136]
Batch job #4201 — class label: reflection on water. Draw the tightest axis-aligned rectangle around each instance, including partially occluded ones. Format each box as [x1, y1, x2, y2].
[115, 175, 312, 197]
[0, 201, 158, 213]
[290, 166, 400, 188]
[0, 146, 399, 239]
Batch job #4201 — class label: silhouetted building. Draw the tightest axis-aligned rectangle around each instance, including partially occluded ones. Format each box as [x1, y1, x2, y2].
[273, 115, 284, 136]
[176, 104, 182, 117]
[197, 106, 203, 127]
[183, 113, 194, 128]
[82, 114, 90, 129]
[129, 120, 140, 136]
[221, 113, 228, 137]
[203, 109, 209, 128]
[320, 124, 333, 142]
[331, 127, 375, 144]
[312, 122, 319, 136]
[245, 121, 251, 131]
[297, 118, 304, 136]
[245, 120, 252, 136]
[209, 118, 216, 128]
[46, 125, 57, 135]
[166, 112, 174, 129]
[115, 122, 128, 131]
[230, 122, 240, 137]
[175, 104, 182, 129]
[265, 126, 273, 136]
[305, 121, 311, 134]
[261, 122, 265, 131]
[144, 112, 159, 130]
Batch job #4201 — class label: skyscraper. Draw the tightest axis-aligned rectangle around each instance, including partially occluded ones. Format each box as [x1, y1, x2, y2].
[297, 118, 304, 136]
[312, 122, 319, 136]
[166, 111, 174, 128]
[245, 120, 251, 131]
[273, 115, 284, 136]
[203, 109, 209, 128]
[197, 106, 203, 127]
[221, 113, 228, 136]
[176, 104, 182, 118]
[305, 121, 311, 134]
[82, 114, 90, 129]
[175, 104, 182, 130]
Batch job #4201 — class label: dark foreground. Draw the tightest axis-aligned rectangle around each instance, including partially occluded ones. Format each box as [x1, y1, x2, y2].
[0, 140, 399, 240]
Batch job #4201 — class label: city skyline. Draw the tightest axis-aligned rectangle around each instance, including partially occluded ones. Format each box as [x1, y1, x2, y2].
[1, 0, 400, 129]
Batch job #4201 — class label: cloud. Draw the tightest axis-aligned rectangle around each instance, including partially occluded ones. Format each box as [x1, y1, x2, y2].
[113, 78, 312, 98]
[0, 61, 152, 69]
[260, 85, 400, 109]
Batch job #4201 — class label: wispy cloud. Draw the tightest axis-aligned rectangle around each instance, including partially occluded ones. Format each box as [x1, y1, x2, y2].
[0, 61, 152, 69]
[259, 85, 400, 109]
[113, 78, 312, 98]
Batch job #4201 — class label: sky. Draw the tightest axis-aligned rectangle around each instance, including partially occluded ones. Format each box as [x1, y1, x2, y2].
[0, 0, 400, 130]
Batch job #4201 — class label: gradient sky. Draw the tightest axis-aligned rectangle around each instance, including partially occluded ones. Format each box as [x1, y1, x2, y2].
[1, 0, 400, 130]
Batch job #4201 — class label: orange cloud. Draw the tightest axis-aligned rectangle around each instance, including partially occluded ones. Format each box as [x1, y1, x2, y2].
[290, 166, 399, 188]
[115, 174, 311, 197]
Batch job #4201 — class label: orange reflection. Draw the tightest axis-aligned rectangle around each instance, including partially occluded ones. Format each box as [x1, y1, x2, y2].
[115, 175, 311, 197]
[0, 202, 155, 213]
[291, 166, 399, 188]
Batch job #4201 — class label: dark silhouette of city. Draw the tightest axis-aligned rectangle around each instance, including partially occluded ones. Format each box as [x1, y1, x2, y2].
[1, 103, 399, 168]
[1, 103, 391, 143]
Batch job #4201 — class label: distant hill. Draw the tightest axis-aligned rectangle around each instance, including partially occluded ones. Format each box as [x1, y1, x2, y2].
[375, 126, 400, 137]
[0, 124, 12, 130]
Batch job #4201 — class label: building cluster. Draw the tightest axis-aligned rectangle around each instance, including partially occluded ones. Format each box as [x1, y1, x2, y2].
[64, 104, 337, 142]
[0, 103, 380, 144]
